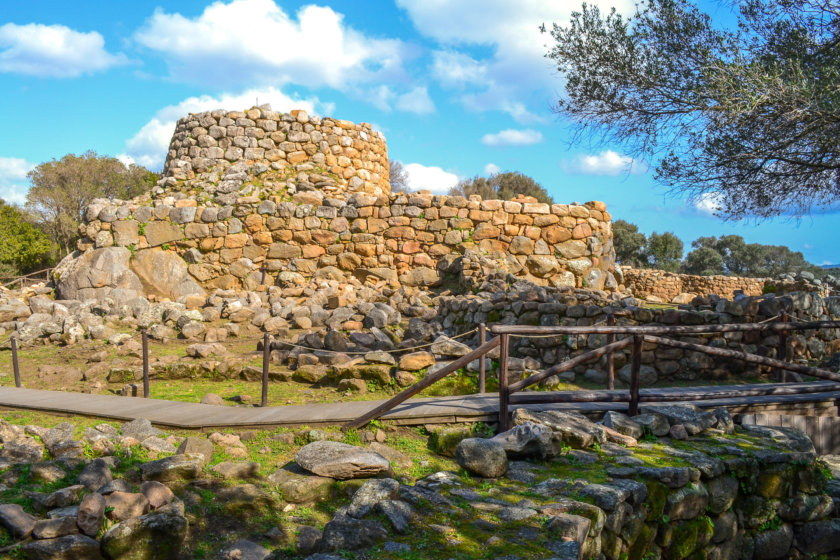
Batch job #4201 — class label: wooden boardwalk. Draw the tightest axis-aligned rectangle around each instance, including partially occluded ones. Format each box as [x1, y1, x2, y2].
[0, 381, 837, 430]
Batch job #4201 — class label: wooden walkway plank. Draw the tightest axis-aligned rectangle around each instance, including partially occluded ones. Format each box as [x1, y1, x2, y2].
[0, 383, 836, 430]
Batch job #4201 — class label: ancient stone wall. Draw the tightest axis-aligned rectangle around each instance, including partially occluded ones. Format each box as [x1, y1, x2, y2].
[73, 193, 616, 297]
[438, 285, 840, 385]
[621, 267, 821, 302]
[163, 106, 390, 197]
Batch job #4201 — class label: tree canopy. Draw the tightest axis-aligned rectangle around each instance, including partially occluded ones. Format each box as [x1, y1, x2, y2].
[26, 151, 158, 256]
[0, 200, 55, 277]
[613, 219, 649, 267]
[389, 160, 410, 193]
[681, 234, 810, 277]
[449, 171, 554, 203]
[546, 0, 840, 219]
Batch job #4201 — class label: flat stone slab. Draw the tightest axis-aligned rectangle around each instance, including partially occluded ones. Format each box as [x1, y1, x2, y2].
[295, 441, 391, 480]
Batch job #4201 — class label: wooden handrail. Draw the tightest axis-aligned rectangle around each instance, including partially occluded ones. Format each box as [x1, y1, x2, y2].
[643, 334, 840, 383]
[344, 335, 501, 429]
[490, 320, 840, 336]
[508, 337, 634, 393]
[507, 381, 840, 405]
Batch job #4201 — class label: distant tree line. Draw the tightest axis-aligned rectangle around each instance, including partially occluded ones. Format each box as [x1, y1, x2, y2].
[0, 151, 158, 278]
[613, 220, 814, 277]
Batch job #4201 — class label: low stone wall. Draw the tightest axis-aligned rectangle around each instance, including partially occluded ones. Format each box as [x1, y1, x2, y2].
[622, 268, 767, 300]
[163, 106, 390, 197]
[65, 194, 616, 299]
[622, 267, 821, 302]
[438, 284, 840, 385]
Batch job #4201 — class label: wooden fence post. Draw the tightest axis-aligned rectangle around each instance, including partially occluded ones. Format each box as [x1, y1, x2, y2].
[628, 335, 643, 415]
[11, 336, 21, 388]
[776, 311, 789, 382]
[262, 333, 270, 407]
[606, 313, 615, 390]
[142, 331, 150, 398]
[498, 333, 510, 432]
[478, 323, 486, 394]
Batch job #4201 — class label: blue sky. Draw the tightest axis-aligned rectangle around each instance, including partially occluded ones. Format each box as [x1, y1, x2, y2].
[0, 0, 837, 265]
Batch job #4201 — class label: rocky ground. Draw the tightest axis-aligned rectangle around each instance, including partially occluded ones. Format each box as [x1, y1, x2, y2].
[0, 404, 839, 559]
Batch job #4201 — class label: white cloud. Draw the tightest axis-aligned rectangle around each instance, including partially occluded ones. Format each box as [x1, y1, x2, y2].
[395, 86, 435, 114]
[694, 192, 723, 216]
[135, 0, 408, 90]
[484, 163, 501, 175]
[124, 87, 321, 171]
[0, 23, 126, 77]
[400, 0, 633, 122]
[481, 129, 543, 147]
[0, 157, 34, 204]
[564, 150, 642, 176]
[404, 163, 459, 194]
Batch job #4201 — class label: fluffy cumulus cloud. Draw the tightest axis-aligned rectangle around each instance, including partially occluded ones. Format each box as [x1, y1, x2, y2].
[564, 150, 643, 176]
[367, 85, 436, 114]
[484, 163, 501, 175]
[0, 23, 126, 77]
[0, 157, 34, 204]
[135, 0, 408, 91]
[404, 163, 459, 194]
[123, 87, 322, 171]
[481, 129, 543, 147]
[399, 0, 633, 122]
[694, 192, 723, 216]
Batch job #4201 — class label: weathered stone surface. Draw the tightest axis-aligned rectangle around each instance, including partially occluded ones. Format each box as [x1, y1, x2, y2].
[600, 411, 643, 439]
[269, 463, 335, 503]
[20, 534, 102, 560]
[398, 351, 435, 372]
[0, 503, 38, 538]
[346, 478, 400, 518]
[295, 442, 391, 480]
[455, 438, 508, 478]
[375, 500, 414, 534]
[753, 523, 793, 560]
[130, 249, 205, 300]
[513, 409, 606, 449]
[211, 461, 260, 479]
[176, 437, 214, 466]
[100, 512, 188, 560]
[320, 514, 389, 551]
[77, 493, 105, 537]
[491, 422, 563, 458]
[139, 454, 201, 482]
[219, 539, 271, 560]
[53, 247, 143, 303]
[105, 492, 150, 521]
[78, 458, 112, 491]
[140, 481, 174, 509]
[32, 515, 79, 539]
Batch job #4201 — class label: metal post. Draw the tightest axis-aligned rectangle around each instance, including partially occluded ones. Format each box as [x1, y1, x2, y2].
[498, 333, 510, 432]
[262, 333, 270, 407]
[11, 336, 21, 388]
[628, 335, 643, 416]
[776, 311, 788, 382]
[478, 323, 486, 394]
[606, 313, 615, 390]
[142, 331, 150, 398]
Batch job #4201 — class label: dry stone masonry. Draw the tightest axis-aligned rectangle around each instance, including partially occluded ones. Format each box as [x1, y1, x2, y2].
[55, 105, 618, 300]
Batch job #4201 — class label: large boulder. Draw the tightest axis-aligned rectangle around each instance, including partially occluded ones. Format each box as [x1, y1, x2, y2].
[53, 246, 204, 303]
[53, 247, 143, 304]
[455, 438, 508, 478]
[295, 442, 391, 480]
[129, 249, 205, 300]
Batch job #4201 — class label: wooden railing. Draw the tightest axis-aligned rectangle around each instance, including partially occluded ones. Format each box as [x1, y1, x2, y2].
[347, 317, 840, 431]
[0, 267, 53, 290]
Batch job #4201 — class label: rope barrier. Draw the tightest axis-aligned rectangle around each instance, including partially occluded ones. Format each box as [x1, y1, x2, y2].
[145, 327, 480, 355]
